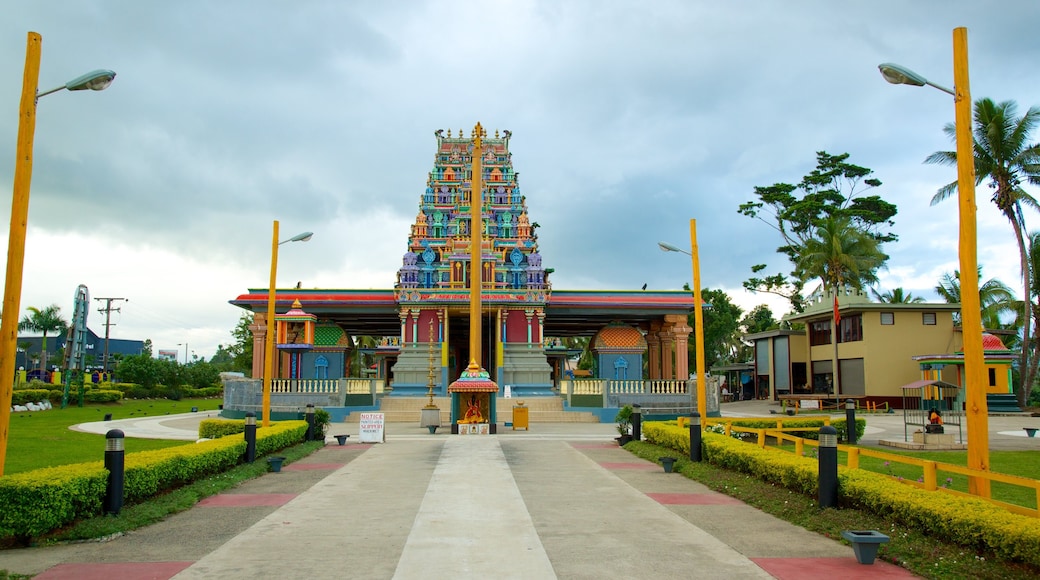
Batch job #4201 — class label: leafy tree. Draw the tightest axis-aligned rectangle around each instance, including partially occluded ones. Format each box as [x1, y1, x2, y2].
[934, 267, 1017, 330]
[738, 305, 778, 361]
[141, 339, 153, 357]
[871, 287, 926, 303]
[18, 304, 67, 373]
[739, 151, 897, 311]
[926, 98, 1040, 408]
[796, 215, 887, 293]
[1021, 231, 1040, 406]
[684, 288, 744, 370]
[182, 359, 221, 389]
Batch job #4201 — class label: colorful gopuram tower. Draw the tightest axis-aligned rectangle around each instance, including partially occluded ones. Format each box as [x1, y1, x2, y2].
[390, 127, 553, 399]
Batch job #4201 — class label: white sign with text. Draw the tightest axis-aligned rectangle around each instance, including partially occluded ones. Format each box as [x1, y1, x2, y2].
[358, 412, 385, 443]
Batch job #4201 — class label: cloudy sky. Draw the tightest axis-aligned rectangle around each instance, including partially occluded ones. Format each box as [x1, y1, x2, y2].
[3, 1, 1040, 361]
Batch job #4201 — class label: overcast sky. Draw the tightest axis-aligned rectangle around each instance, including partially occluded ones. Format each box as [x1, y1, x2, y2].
[3, 1, 1040, 361]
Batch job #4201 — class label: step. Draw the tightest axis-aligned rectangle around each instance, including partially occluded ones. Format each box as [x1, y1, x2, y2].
[342, 396, 599, 423]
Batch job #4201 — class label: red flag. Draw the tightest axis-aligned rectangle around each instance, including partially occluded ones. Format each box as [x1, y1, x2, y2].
[833, 295, 841, 325]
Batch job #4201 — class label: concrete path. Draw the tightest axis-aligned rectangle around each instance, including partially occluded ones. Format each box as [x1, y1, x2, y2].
[0, 415, 920, 579]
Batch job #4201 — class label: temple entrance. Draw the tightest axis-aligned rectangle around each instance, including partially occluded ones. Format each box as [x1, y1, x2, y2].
[448, 310, 498, 382]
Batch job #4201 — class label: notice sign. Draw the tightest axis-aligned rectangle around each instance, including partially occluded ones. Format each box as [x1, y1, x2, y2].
[504, 385, 512, 398]
[800, 400, 820, 410]
[358, 412, 385, 443]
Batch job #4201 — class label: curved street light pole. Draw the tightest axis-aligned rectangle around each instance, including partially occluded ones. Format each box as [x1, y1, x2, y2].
[658, 220, 708, 427]
[879, 27, 989, 497]
[261, 222, 313, 427]
[0, 32, 115, 476]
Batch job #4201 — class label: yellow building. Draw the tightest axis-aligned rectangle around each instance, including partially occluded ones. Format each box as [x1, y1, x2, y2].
[753, 289, 976, 408]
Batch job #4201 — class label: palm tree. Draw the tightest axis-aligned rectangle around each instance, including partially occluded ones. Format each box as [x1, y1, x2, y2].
[795, 215, 887, 292]
[871, 287, 925, 304]
[1022, 231, 1040, 406]
[18, 305, 68, 375]
[926, 98, 1040, 406]
[934, 268, 1017, 330]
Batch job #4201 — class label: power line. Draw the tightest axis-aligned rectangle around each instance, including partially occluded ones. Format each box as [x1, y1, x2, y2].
[95, 297, 128, 372]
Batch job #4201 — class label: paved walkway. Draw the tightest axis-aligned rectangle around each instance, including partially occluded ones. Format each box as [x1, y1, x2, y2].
[0, 405, 931, 579]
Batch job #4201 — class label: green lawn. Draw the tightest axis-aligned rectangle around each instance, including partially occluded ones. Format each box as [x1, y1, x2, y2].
[3, 398, 223, 474]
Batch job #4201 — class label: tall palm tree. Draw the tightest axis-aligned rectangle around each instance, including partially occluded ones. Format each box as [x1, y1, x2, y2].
[795, 215, 887, 292]
[1022, 231, 1040, 406]
[934, 268, 1017, 330]
[926, 98, 1040, 406]
[18, 305, 68, 375]
[871, 287, 925, 303]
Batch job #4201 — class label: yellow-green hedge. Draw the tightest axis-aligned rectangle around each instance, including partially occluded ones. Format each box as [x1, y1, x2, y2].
[0, 420, 307, 541]
[643, 421, 1040, 567]
[199, 418, 247, 439]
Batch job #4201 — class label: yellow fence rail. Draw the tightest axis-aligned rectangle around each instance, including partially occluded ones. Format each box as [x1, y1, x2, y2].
[704, 418, 1040, 518]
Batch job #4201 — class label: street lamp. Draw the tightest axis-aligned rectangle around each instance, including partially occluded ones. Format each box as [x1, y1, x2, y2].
[0, 32, 115, 476]
[178, 343, 189, 364]
[261, 222, 313, 427]
[658, 219, 707, 428]
[879, 27, 990, 497]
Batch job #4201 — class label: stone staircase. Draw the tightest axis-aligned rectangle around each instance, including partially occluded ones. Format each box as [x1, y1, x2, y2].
[987, 393, 1024, 414]
[344, 396, 600, 423]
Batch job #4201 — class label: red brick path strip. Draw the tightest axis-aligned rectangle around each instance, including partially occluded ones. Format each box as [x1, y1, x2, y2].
[34, 562, 193, 580]
[599, 462, 658, 470]
[647, 492, 745, 505]
[197, 493, 298, 507]
[752, 557, 917, 578]
[283, 462, 343, 471]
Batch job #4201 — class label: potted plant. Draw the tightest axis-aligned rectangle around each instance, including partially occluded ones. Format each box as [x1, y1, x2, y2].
[313, 408, 331, 442]
[616, 405, 633, 445]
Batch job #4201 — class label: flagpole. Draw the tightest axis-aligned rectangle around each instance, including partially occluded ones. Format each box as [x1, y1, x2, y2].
[832, 290, 841, 395]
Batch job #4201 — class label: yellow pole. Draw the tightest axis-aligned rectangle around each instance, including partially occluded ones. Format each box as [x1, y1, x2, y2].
[689, 219, 707, 428]
[262, 220, 279, 428]
[952, 27, 990, 497]
[468, 123, 484, 367]
[0, 32, 42, 476]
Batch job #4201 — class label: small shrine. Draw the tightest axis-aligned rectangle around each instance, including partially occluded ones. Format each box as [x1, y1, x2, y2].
[448, 360, 498, 434]
[275, 299, 317, 379]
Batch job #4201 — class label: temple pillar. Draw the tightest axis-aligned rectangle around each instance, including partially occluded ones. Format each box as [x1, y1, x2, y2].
[249, 314, 267, 379]
[667, 315, 692, 380]
[660, 331, 675, 380]
[647, 321, 662, 380]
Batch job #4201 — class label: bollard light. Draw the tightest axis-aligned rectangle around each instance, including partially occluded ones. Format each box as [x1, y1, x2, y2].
[689, 412, 702, 462]
[305, 403, 315, 441]
[104, 429, 125, 515]
[244, 412, 257, 463]
[845, 399, 858, 445]
[631, 404, 642, 441]
[818, 425, 839, 508]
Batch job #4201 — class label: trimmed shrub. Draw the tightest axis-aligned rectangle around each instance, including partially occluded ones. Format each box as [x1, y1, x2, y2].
[11, 389, 51, 406]
[83, 389, 124, 403]
[199, 419, 246, 439]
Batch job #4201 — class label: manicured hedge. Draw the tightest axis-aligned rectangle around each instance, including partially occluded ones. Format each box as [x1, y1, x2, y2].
[199, 418, 247, 439]
[643, 421, 1040, 567]
[10, 389, 51, 406]
[0, 420, 307, 542]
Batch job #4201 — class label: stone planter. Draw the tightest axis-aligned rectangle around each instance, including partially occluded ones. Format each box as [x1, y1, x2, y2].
[267, 456, 286, 473]
[659, 457, 677, 473]
[841, 530, 890, 565]
[617, 434, 633, 446]
[1024, 427, 1038, 438]
[334, 434, 350, 445]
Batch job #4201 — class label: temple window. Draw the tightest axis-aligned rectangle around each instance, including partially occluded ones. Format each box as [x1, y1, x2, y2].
[314, 355, 329, 380]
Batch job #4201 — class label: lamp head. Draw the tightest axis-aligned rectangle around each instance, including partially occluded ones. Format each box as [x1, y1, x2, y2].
[658, 241, 681, 253]
[65, 69, 116, 92]
[281, 231, 314, 245]
[877, 63, 926, 88]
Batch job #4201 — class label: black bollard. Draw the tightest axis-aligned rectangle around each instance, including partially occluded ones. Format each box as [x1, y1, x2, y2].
[688, 412, 702, 462]
[818, 425, 838, 508]
[104, 429, 125, 515]
[305, 403, 315, 441]
[631, 404, 642, 441]
[244, 412, 257, 463]
[845, 399, 857, 445]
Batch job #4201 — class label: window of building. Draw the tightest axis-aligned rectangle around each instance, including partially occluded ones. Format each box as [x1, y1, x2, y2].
[838, 314, 863, 343]
[922, 312, 937, 325]
[880, 312, 894, 325]
[809, 320, 831, 346]
[988, 367, 996, 387]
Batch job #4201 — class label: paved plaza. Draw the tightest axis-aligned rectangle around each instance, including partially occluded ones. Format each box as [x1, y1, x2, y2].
[2, 400, 1038, 579]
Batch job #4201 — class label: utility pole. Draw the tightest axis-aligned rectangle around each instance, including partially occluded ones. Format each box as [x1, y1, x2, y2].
[95, 297, 127, 372]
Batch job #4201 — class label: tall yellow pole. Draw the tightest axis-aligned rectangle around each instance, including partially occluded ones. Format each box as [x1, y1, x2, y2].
[468, 123, 484, 366]
[689, 219, 707, 427]
[952, 27, 990, 496]
[262, 220, 279, 428]
[0, 32, 42, 476]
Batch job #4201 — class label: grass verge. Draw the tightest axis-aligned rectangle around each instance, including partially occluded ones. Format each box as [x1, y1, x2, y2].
[625, 440, 1040, 580]
[32, 440, 326, 546]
